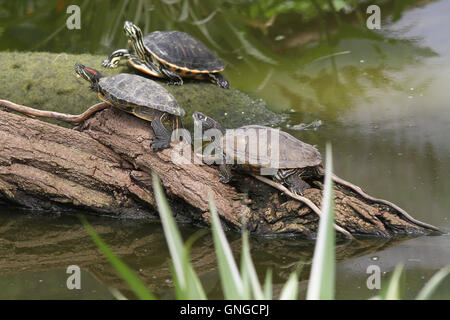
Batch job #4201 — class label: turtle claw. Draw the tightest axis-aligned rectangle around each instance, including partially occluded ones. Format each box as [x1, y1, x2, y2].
[208, 73, 229, 89]
[101, 59, 116, 68]
[219, 175, 231, 184]
[289, 182, 310, 196]
[167, 79, 183, 86]
[218, 80, 229, 89]
[291, 189, 304, 196]
[215, 76, 229, 89]
[150, 138, 170, 151]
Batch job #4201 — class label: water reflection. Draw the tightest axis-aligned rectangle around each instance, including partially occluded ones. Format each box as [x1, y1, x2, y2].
[0, 0, 449, 299]
[0, 211, 420, 299]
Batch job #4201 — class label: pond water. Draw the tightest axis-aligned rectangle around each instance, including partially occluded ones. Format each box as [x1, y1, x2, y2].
[0, 0, 449, 299]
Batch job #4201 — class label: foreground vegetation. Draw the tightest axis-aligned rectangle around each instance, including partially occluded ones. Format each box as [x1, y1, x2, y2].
[81, 145, 449, 300]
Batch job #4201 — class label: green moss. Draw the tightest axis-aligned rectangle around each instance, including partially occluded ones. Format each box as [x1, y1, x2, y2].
[0, 51, 282, 129]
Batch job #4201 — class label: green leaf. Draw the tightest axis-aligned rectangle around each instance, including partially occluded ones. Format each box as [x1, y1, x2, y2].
[306, 143, 335, 300]
[241, 230, 264, 299]
[332, 0, 348, 11]
[80, 215, 155, 300]
[183, 230, 210, 299]
[382, 264, 404, 300]
[152, 172, 207, 299]
[208, 193, 245, 299]
[279, 271, 298, 300]
[263, 269, 273, 300]
[416, 266, 450, 300]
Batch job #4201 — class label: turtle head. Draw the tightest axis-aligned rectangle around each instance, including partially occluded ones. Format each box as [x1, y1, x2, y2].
[75, 63, 103, 84]
[123, 21, 146, 58]
[124, 21, 143, 42]
[193, 111, 224, 134]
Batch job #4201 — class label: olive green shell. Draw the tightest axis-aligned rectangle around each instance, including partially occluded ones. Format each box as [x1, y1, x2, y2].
[143, 31, 225, 73]
[222, 125, 322, 169]
[99, 73, 185, 116]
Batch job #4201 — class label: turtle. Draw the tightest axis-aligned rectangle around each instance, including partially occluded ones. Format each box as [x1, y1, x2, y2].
[193, 111, 322, 195]
[102, 21, 229, 88]
[75, 63, 185, 151]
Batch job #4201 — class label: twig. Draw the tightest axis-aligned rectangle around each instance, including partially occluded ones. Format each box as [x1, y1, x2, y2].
[250, 174, 353, 239]
[0, 99, 110, 123]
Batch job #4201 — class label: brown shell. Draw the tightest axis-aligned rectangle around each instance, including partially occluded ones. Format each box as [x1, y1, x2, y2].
[222, 125, 322, 169]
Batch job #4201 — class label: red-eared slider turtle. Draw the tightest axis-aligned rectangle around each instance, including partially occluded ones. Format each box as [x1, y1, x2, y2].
[102, 21, 229, 88]
[193, 111, 322, 195]
[75, 63, 185, 151]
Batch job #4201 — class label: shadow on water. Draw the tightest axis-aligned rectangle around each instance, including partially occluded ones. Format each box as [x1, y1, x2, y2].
[0, 0, 449, 298]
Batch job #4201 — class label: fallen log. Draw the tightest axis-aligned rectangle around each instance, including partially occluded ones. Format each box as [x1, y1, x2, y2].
[0, 100, 441, 238]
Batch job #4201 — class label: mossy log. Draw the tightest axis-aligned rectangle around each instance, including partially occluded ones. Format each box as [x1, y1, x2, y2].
[0, 51, 283, 129]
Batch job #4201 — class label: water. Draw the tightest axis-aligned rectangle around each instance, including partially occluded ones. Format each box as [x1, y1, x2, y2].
[0, 0, 449, 299]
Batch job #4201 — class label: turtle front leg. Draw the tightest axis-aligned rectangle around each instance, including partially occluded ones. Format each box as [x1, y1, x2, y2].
[161, 68, 184, 86]
[150, 114, 171, 151]
[208, 73, 229, 89]
[129, 56, 164, 78]
[102, 49, 130, 68]
[284, 174, 311, 195]
[274, 169, 311, 195]
[219, 162, 232, 183]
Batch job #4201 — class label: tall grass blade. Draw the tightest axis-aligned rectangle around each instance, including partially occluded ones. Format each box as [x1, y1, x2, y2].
[152, 172, 186, 287]
[306, 143, 335, 300]
[241, 230, 264, 299]
[263, 269, 273, 300]
[208, 193, 244, 299]
[183, 230, 209, 299]
[279, 272, 298, 300]
[80, 215, 155, 300]
[382, 264, 404, 300]
[152, 172, 206, 299]
[416, 266, 450, 300]
[108, 287, 128, 300]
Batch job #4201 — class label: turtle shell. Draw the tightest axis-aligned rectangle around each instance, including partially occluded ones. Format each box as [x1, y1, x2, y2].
[99, 73, 185, 116]
[143, 31, 225, 73]
[222, 125, 322, 169]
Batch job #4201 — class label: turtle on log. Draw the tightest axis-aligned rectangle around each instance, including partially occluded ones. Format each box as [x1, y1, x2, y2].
[102, 21, 229, 88]
[75, 63, 185, 151]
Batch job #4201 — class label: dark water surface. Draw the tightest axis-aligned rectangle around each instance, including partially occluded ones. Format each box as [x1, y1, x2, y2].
[0, 0, 449, 299]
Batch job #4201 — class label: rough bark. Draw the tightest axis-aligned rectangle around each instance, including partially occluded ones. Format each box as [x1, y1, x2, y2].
[0, 107, 439, 238]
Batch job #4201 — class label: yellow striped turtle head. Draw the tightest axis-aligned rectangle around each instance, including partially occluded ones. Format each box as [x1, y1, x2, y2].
[123, 21, 147, 59]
